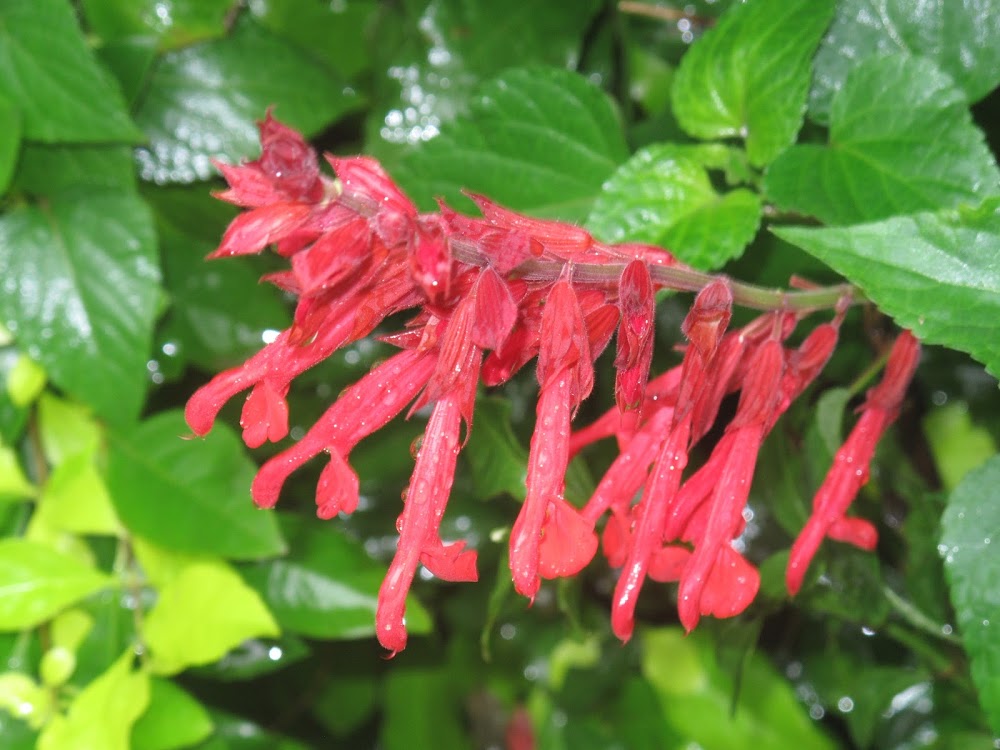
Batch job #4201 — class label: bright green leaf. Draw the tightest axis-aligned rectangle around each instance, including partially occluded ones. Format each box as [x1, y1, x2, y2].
[392, 66, 628, 220]
[587, 144, 762, 270]
[941, 454, 1000, 735]
[248, 0, 379, 80]
[240, 513, 432, 640]
[131, 677, 213, 750]
[81, 0, 233, 50]
[463, 397, 527, 501]
[0, 538, 111, 630]
[924, 403, 998, 492]
[107, 410, 286, 560]
[766, 55, 999, 225]
[0, 443, 35, 502]
[0, 0, 142, 143]
[774, 198, 1000, 380]
[51, 608, 94, 653]
[35, 451, 123, 537]
[0, 96, 19, 195]
[5, 355, 45, 407]
[38, 650, 150, 750]
[670, 0, 836, 167]
[641, 627, 837, 750]
[810, 0, 1000, 123]
[133, 16, 362, 184]
[0, 671, 50, 730]
[0, 189, 161, 425]
[144, 560, 279, 675]
[37, 394, 102, 467]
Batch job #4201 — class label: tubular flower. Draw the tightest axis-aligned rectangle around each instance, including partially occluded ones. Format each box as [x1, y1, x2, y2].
[185, 114, 920, 651]
[786, 331, 921, 595]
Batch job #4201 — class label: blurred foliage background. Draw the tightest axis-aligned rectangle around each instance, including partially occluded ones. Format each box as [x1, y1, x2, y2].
[1, 0, 1000, 748]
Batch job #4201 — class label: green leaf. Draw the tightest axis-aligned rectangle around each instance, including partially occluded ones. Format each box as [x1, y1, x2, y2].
[133, 16, 362, 184]
[774, 198, 1000, 380]
[5, 354, 45, 407]
[35, 451, 123, 536]
[311, 673, 378, 737]
[0, 442, 35, 502]
[670, 0, 836, 167]
[765, 55, 1000, 225]
[95, 36, 159, 107]
[144, 560, 280, 675]
[0, 538, 111, 630]
[240, 513, 432, 640]
[0, 189, 161, 425]
[924, 403, 998, 492]
[81, 0, 234, 50]
[941, 454, 1000, 735]
[392, 66, 629, 220]
[155, 204, 290, 371]
[193, 709, 310, 750]
[37, 393, 102, 467]
[810, 0, 1000, 123]
[248, 0, 379, 80]
[586, 144, 762, 270]
[132, 677, 213, 750]
[464, 396, 526, 500]
[380, 664, 470, 750]
[192, 634, 309, 682]
[38, 650, 150, 750]
[641, 627, 837, 750]
[12, 143, 137, 196]
[369, 0, 603, 154]
[107, 410, 287, 560]
[0, 95, 20, 195]
[0, 0, 141, 143]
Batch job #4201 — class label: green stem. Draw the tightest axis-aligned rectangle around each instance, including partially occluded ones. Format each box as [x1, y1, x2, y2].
[883, 585, 962, 646]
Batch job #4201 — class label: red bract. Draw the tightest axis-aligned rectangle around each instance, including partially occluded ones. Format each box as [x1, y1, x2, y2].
[186, 115, 921, 652]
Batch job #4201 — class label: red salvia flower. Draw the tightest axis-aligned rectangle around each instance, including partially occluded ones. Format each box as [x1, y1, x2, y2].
[185, 114, 921, 651]
[786, 331, 921, 595]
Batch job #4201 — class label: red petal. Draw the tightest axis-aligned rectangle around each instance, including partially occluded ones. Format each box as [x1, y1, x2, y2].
[211, 203, 312, 258]
[472, 268, 518, 351]
[421, 540, 479, 582]
[697, 545, 760, 620]
[681, 280, 733, 360]
[538, 499, 598, 579]
[828, 516, 878, 550]
[648, 545, 691, 582]
[239, 381, 289, 449]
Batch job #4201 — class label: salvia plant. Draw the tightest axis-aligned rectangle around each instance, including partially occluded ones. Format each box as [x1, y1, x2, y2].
[0, 1, 999, 749]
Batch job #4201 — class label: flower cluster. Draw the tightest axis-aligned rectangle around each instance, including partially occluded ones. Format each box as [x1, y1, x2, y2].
[185, 114, 920, 653]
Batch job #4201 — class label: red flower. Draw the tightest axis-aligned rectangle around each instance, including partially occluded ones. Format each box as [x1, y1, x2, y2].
[786, 331, 920, 595]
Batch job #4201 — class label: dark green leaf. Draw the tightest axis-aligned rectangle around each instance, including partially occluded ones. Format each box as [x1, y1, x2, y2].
[311, 673, 377, 737]
[0, 96, 19, 195]
[0, 0, 141, 143]
[131, 677, 213, 750]
[193, 634, 309, 682]
[464, 397, 526, 501]
[248, 0, 379, 80]
[392, 66, 629, 220]
[12, 144, 136, 196]
[143, 560, 279, 675]
[800, 547, 889, 626]
[774, 198, 1000, 380]
[193, 709, 310, 750]
[369, 0, 602, 153]
[0, 539, 112, 630]
[765, 55, 999, 225]
[95, 36, 159, 106]
[155, 211, 290, 372]
[670, 0, 836, 167]
[810, 0, 1000, 123]
[133, 16, 362, 184]
[240, 513, 432, 640]
[941, 454, 1000, 735]
[641, 627, 837, 750]
[81, 0, 234, 50]
[587, 144, 762, 270]
[107, 410, 286, 559]
[0, 189, 160, 425]
[380, 663, 470, 750]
